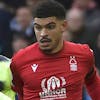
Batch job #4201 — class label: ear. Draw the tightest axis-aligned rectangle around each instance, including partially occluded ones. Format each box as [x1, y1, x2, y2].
[61, 20, 67, 32]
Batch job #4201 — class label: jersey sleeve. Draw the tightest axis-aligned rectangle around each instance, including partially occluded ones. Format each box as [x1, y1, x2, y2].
[83, 44, 95, 70]
[10, 58, 23, 100]
[83, 45, 100, 100]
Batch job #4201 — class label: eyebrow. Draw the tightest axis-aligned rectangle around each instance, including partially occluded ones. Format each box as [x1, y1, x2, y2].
[34, 22, 56, 27]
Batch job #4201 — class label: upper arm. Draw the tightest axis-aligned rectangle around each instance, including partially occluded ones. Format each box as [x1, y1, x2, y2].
[82, 44, 95, 79]
[85, 66, 94, 81]
[83, 45, 100, 99]
[10, 59, 23, 98]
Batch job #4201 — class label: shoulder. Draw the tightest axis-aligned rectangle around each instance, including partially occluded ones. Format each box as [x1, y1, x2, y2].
[65, 41, 93, 56]
[11, 42, 38, 66]
[12, 42, 38, 58]
[65, 41, 90, 51]
[65, 41, 94, 70]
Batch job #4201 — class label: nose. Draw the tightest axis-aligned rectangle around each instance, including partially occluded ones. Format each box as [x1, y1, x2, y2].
[40, 28, 48, 37]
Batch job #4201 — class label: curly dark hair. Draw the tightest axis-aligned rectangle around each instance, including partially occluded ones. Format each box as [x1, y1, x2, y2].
[33, 0, 66, 20]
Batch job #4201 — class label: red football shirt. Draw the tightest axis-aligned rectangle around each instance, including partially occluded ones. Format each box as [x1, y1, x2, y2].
[10, 41, 94, 100]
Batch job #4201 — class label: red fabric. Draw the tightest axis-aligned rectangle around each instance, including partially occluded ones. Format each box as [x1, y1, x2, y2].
[10, 41, 100, 100]
[85, 67, 100, 100]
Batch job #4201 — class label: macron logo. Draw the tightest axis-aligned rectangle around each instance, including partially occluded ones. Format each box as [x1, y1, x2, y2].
[31, 64, 38, 72]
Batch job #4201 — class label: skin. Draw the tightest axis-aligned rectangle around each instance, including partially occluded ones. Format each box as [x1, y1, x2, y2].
[33, 17, 67, 54]
[16, 7, 32, 29]
[73, 0, 91, 8]
[66, 8, 84, 32]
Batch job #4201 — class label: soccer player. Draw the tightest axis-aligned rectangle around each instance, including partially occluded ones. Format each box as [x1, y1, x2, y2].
[10, 0, 100, 100]
[0, 55, 16, 100]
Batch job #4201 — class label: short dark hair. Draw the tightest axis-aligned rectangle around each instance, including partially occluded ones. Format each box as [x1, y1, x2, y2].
[33, 0, 66, 20]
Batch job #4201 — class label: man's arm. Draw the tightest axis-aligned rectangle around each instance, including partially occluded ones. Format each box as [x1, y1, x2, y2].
[82, 44, 100, 100]
[10, 60, 23, 100]
[85, 66, 100, 100]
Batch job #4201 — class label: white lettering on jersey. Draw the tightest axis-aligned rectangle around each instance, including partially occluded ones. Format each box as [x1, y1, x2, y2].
[39, 76, 67, 100]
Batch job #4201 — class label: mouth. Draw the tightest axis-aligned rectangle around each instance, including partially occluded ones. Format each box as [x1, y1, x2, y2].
[40, 39, 51, 43]
[39, 39, 51, 46]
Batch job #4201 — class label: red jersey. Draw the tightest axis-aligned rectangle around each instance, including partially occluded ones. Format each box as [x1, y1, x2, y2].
[10, 41, 95, 100]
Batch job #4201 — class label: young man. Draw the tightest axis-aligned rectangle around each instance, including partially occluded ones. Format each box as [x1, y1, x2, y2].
[0, 55, 16, 100]
[10, 0, 100, 100]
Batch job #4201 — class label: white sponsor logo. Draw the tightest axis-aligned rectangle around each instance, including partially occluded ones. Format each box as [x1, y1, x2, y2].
[39, 76, 67, 100]
[31, 64, 38, 72]
[69, 56, 77, 71]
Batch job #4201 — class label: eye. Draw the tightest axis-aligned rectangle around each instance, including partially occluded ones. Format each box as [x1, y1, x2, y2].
[34, 25, 42, 31]
[46, 24, 56, 30]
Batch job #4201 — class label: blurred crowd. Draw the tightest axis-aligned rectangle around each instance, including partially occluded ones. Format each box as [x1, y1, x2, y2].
[0, 0, 100, 100]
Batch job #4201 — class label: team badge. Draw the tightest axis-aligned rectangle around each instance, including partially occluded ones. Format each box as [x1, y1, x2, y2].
[69, 56, 77, 71]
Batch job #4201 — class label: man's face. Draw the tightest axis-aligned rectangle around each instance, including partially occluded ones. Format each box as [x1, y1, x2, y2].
[34, 17, 66, 53]
[67, 9, 84, 32]
[16, 8, 32, 28]
[67, 15, 83, 32]
[74, 0, 91, 8]
[26, 0, 40, 7]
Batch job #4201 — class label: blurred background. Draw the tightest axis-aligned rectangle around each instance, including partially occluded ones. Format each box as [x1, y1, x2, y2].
[0, 0, 100, 100]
